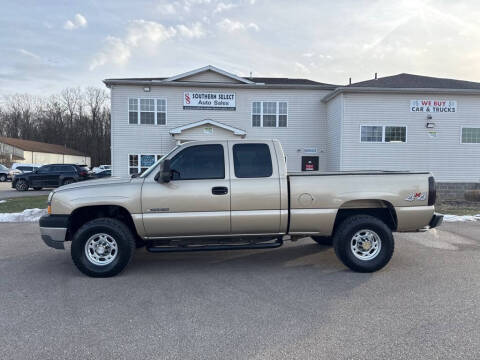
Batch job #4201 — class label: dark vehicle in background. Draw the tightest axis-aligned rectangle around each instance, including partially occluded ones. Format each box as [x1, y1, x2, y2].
[94, 169, 111, 178]
[12, 164, 90, 191]
[0, 164, 9, 182]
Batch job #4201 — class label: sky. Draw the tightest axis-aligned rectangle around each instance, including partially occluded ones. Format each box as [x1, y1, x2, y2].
[2, 0, 480, 95]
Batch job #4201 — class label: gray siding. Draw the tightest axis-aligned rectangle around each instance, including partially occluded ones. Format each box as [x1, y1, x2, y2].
[326, 94, 343, 171]
[110, 85, 330, 177]
[340, 93, 480, 182]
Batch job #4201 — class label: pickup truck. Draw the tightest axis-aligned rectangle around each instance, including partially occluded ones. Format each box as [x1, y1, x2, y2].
[39, 140, 443, 277]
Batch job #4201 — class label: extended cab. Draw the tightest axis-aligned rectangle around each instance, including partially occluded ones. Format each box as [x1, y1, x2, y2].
[39, 140, 443, 277]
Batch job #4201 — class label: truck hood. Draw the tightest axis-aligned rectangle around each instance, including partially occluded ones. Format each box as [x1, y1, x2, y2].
[53, 177, 136, 192]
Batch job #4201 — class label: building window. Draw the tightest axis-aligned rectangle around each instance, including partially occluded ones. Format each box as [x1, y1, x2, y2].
[361, 126, 383, 142]
[129, 99, 138, 124]
[385, 126, 407, 143]
[361, 125, 406, 143]
[129, 154, 163, 175]
[462, 127, 480, 143]
[128, 98, 167, 125]
[252, 101, 288, 127]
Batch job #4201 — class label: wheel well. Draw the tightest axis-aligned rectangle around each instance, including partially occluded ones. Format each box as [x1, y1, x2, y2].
[68, 205, 139, 241]
[333, 200, 398, 233]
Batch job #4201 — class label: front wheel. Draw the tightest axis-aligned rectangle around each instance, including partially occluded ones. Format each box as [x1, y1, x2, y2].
[71, 218, 136, 277]
[0, 174, 6, 182]
[333, 215, 394, 273]
[15, 179, 29, 191]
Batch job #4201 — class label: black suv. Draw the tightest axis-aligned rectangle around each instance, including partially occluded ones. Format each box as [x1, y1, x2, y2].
[12, 164, 90, 191]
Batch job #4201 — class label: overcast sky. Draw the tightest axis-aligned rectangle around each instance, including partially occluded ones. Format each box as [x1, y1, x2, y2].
[2, 0, 480, 94]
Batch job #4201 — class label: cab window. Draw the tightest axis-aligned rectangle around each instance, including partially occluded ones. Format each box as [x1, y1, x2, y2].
[233, 143, 273, 178]
[170, 144, 225, 180]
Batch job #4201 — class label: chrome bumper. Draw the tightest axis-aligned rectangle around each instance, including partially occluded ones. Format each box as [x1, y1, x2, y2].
[40, 227, 67, 249]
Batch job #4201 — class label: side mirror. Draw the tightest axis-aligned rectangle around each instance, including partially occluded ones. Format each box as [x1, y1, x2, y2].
[155, 159, 172, 183]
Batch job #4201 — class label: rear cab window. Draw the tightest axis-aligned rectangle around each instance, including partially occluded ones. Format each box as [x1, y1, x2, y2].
[232, 143, 273, 178]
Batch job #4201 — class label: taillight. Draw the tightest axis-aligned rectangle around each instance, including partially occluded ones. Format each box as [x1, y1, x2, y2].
[428, 176, 436, 206]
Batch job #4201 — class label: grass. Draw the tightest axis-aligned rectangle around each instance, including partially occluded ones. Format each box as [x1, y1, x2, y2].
[0, 196, 48, 213]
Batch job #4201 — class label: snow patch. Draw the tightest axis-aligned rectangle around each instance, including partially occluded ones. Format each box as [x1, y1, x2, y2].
[443, 214, 480, 222]
[0, 200, 6, 204]
[0, 208, 47, 222]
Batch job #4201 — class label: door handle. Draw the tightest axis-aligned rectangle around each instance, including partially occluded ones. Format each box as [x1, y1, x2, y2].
[212, 186, 228, 195]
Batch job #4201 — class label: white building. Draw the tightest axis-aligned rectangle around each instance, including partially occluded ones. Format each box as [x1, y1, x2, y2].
[0, 137, 91, 167]
[104, 65, 480, 199]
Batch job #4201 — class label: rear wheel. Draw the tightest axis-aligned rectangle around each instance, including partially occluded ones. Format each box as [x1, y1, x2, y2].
[333, 215, 394, 273]
[63, 178, 74, 186]
[0, 174, 6, 182]
[15, 179, 29, 191]
[311, 236, 333, 246]
[71, 218, 136, 277]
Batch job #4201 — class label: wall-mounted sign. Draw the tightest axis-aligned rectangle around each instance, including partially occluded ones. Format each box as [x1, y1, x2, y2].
[204, 127, 213, 134]
[410, 100, 457, 113]
[184, 92, 236, 111]
[303, 147, 318, 154]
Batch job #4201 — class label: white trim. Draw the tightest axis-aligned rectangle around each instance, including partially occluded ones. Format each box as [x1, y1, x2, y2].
[251, 101, 288, 128]
[169, 119, 246, 136]
[128, 98, 167, 126]
[359, 124, 408, 143]
[164, 65, 255, 84]
[460, 126, 480, 144]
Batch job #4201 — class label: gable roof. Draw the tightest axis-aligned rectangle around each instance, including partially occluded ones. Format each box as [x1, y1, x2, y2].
[104, 65, 338, 89]
[0, 137, 86, 156]
[164, 65, 254, 84]
[169, 119, 246, 136]
[348, 73, 480, 90]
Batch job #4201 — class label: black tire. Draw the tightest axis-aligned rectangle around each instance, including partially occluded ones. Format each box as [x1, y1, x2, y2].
[311, 236, 333, 246]
[15, 179, 29, 191]
[0, 174, 6, 182]
[71, 218, 136, 277]
[333, 215, 394, 273]
[33, 187, 42, 191]
[63, 178, 75, 185]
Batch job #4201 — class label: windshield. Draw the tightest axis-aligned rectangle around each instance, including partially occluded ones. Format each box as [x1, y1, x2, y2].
[139, 145, 180, 178]
[0, 164, 7, 170]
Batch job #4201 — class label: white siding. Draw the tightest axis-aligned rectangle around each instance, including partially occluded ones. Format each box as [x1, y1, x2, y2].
[326, 94, 343, 171]
[110, 85, 330, 177]
[18, 151, 91, 166]
[340, 93, 480, 182]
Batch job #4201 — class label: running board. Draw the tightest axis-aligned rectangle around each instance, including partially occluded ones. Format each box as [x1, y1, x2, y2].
[146, 239, 283, 253]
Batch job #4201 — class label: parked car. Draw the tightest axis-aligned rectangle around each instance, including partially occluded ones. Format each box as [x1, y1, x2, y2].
[8, 163, 41, 179]
[0, 164, 9, 182]
[12, 164, 90, 191]
[92, 164, 111, 174]
[39, 140, 442, 277]
[94, 169, 111, 178]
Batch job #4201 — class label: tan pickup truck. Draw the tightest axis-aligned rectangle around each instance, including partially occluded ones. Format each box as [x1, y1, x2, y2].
[39, 140, 442, 277]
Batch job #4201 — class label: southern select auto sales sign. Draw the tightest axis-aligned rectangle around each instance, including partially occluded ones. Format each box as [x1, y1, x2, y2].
[410, 99, 457, 113]
[184, 92, 236, 110]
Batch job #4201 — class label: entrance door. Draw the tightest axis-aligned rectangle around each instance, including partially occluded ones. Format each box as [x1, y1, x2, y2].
[141, 142, 231, 237]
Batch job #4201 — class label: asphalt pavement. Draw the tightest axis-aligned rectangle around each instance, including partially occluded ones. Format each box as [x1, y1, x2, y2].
[1, 221, 480, 359]
[0, 181, 51, 199]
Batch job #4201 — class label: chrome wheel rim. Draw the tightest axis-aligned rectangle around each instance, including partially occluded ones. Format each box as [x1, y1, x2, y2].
[17, 181, 27, 191]
[84, 233, 118, 266]
[350, 229, 382, 261]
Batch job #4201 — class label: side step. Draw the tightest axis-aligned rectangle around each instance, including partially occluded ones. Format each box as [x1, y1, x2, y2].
[146, 238, 283, 253]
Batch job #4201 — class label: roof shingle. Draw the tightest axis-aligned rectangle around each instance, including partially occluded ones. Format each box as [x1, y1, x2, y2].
[349, 73, 480, 90]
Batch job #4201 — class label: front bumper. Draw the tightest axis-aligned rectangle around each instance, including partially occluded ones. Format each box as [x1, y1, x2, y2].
[429, 213, 444, 229]
[39, 215, 69, 250]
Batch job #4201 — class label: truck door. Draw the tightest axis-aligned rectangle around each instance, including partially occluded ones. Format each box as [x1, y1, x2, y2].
[141, 142, 231, 237]
[228, 141, 282, 235]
